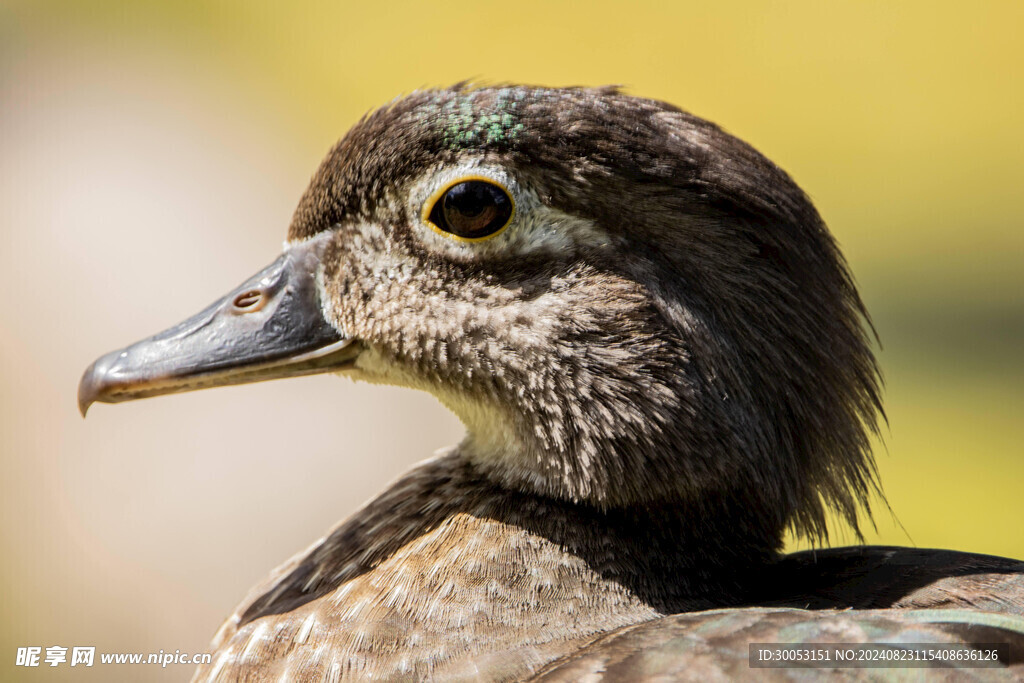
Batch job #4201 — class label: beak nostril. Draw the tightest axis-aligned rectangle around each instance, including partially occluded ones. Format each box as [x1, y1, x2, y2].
[233, 290, 264, 310]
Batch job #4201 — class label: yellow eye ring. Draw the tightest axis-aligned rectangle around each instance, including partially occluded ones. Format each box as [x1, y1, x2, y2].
[422, 176, 516, 243]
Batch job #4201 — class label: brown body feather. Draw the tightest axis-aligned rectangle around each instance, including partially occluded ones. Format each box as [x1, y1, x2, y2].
[195, 457, 1024, 681]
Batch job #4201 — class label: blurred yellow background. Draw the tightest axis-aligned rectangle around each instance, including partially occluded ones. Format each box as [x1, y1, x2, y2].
[2, 0, 1021, 680]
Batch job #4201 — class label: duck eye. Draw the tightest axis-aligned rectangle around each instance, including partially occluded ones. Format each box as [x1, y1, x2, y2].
[427, 180, 514, 240]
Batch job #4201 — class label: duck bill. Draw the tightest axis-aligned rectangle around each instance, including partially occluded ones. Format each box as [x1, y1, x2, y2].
[78, 233, 357, 416]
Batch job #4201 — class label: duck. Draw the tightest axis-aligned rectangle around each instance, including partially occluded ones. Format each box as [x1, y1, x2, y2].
[78, 85, 1024, 681]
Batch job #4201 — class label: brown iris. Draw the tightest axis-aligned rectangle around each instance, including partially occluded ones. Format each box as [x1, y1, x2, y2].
[428, 180, 513, 240]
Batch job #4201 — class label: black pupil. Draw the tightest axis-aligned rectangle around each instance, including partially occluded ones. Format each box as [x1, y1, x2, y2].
[432, 181, 512, 239]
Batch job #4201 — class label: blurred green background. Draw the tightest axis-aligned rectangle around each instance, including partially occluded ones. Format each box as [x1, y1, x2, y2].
[1, 1, 1021, 680]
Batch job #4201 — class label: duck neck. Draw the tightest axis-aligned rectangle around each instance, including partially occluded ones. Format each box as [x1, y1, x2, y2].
[461, 459, 787, 614]
[225, 450, 781, 679]
[261, 451, 778, 615]
[427, 451, 784, 611]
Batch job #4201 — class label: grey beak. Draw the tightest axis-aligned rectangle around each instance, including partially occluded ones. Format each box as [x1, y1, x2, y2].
[78, 233, 357, 416]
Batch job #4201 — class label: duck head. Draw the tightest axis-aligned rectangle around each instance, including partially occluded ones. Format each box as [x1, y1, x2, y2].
[79, 85, 882, 544]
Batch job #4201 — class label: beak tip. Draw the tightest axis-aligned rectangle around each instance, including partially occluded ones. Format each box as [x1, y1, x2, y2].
[78, 391, 92, 418]
[77, 357, 107, 418]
